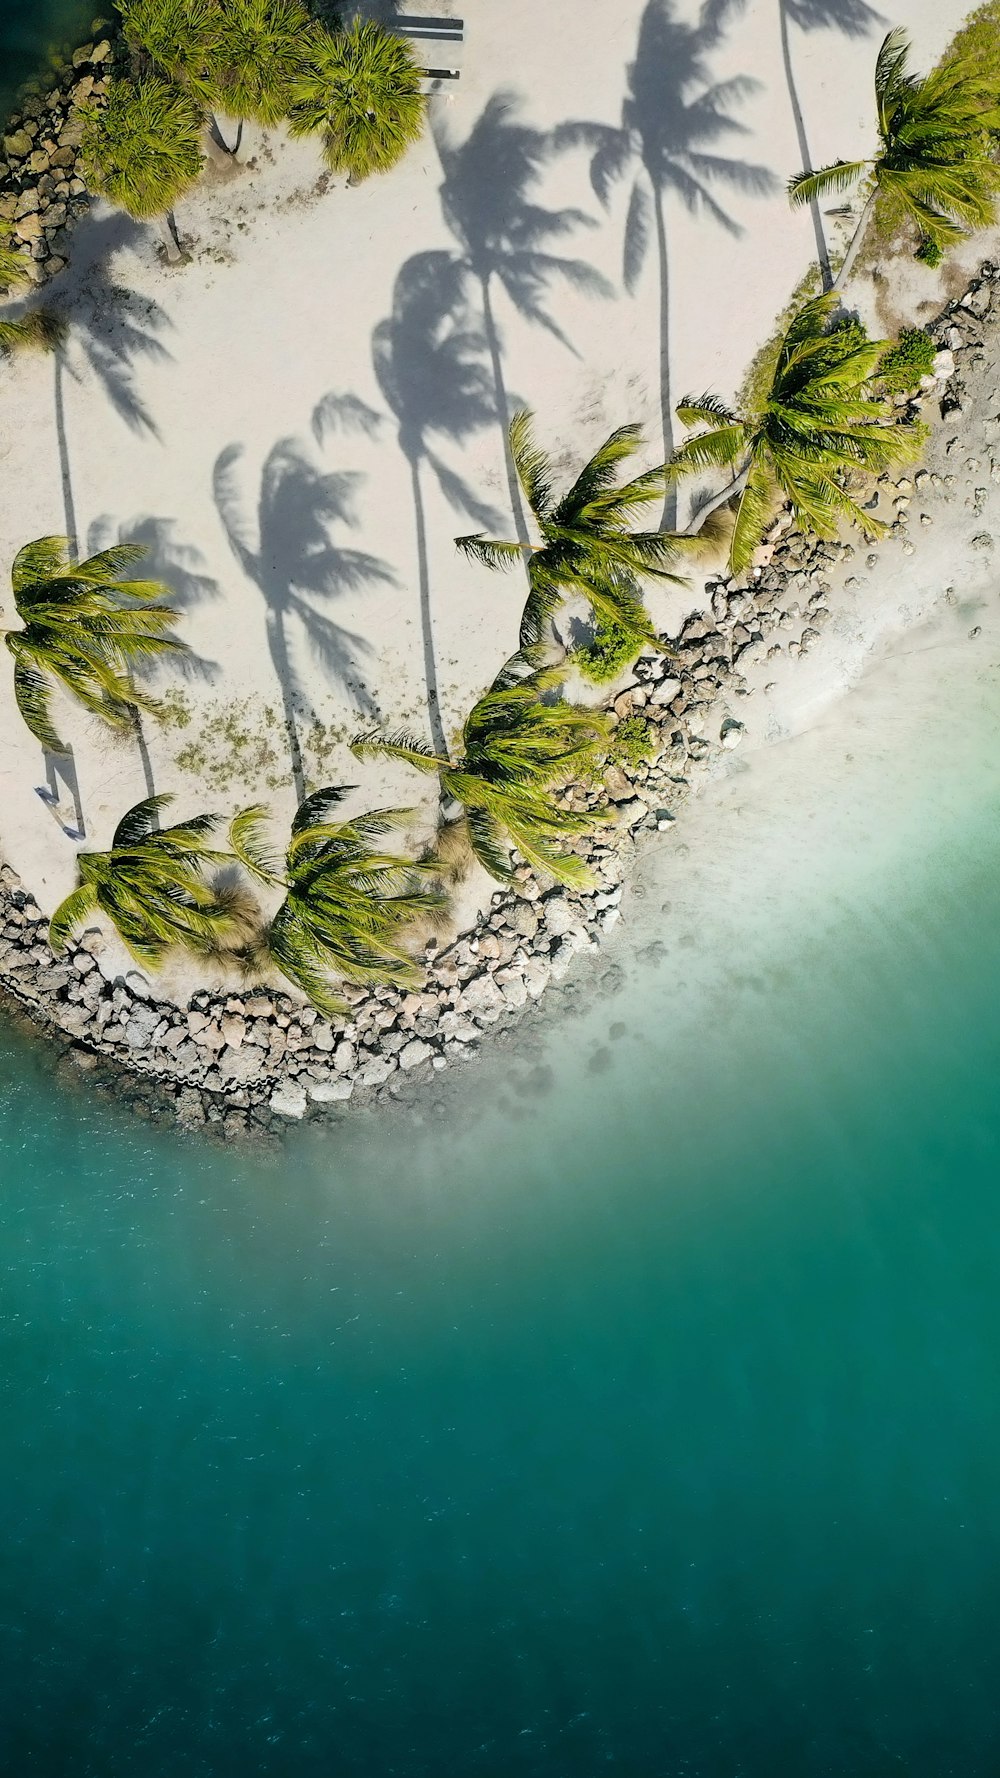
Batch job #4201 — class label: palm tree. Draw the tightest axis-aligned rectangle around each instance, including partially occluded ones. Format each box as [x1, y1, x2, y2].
[434, 92, 613, 553]
[775, 0, 883, 288]
[789, 28, 1000, 290]
[555, 0, 775, 525]
[208, 0, 315, 150]
[2, 536, 186, 754]
[229, 787, 445, 1015]
[372, 250, 501, 758]
[287, 17, 424, 182]
[49, 795, 235, 966]
[80, 75, 204, 261]
[668, 292, 925, 573]
[456, 410, 697, 662]
[353, 658, 610, 888]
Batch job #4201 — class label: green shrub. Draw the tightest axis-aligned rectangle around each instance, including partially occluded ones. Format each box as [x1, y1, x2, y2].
[575, 613, 641, 684]
[609, 713, 654, 771]
[915, 237, 943, 267]
[878, 327, 937, 392]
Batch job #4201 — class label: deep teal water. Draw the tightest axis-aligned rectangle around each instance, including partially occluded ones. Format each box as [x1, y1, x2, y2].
[3, 613, 1000, 1776]
[0, 0, 98, 120]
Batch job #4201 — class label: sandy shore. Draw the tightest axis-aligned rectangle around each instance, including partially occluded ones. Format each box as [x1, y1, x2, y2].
[0, 0, 995, 1123]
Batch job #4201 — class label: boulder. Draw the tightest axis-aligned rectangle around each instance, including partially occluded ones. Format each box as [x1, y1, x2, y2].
[399, 1038, 433, 1071]
[307, 1077, 354, 1103]
[270, 1083, 308, 1119]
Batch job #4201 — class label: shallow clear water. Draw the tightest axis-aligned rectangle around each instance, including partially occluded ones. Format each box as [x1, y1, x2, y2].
[0, 0, 97, 120]
[3, 601, 1000, 1775]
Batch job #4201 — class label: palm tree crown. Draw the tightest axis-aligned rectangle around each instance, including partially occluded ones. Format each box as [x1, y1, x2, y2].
[353, 658, 610, 888]
[229, 787, 444, 1015]
[789, 28, 1000, 284]
[4, 536, 186, 754]
[669, 293, 925, 573]
[456, 410, 695, 654]
[288, 19, 425, 181]
[210, 0, 314, 128]
[119, 0, 222, 99]
[49, 795, 233, 966]
[81, 75, 204, 223]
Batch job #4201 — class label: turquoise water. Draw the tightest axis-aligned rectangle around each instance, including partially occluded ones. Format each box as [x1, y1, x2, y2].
[0, 0, 97, 120]
[3, 607, 1000, 1774]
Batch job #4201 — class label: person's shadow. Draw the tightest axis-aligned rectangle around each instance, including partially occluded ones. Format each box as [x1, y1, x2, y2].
[370, 250, 505, 757]
[556, 0, 777, 527]
[213, 437, 393, 802]
[433, 91, 614, 556]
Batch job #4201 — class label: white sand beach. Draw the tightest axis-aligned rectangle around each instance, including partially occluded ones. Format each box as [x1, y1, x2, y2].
[0, 0, 984, 997]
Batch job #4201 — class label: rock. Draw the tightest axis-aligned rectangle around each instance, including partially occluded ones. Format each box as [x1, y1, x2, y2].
[720, 718, 745, 749]
[603, 764, 635, 803]
[648, 676, 683, 707]
[542, 894, 581, 937]
[312, 1022, 335, 1052]
[355, 1056, 394, 1088]
[494, 969, 528, 1010]
[218, 1046, 263, 1084]
[461, 973, 505, 1022]
[3, 130, 32, 158]
[399, 1038, 433, 1071]
[124, 1004, 161, 1049]
[220, 1012, 245, 1049]
[270, 1083, 308, 1120]
[307, 1076, 354, 1103]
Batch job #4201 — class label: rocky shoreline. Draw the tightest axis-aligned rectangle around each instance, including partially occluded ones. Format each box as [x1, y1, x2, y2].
[1, 246, 996, 1135]
[0, 36, 112, 284]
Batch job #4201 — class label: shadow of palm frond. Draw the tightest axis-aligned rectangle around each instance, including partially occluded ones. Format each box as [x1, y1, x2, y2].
[369, 250, 507, 755]
[432, 90, 614, 547]
[212, 436, 393, 799]
[46, 212, 173, 550]
[86, 513, 222, 686]
[556, 0, 777, 524]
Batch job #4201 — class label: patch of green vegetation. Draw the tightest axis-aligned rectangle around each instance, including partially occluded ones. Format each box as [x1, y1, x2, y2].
[609, 713, 654, 772]
[172, 696, 289, 795]
[575, 614, 641, 684]
[940, 2, 1000, 87]
[878, 327, 937, 392]
[915, 236, 944, 267]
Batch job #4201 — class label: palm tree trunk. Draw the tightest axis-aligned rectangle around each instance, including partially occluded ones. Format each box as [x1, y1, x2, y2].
[202, 124, 232, 168]
[155, 212, 182, 263]
[266, 610, 306, 804]
[53, 352, 78, 557]
[779, 0, 832, 291]
[480, 274, 531, 571]
[833, 189, 879, 294]
[684, 459, 752, 535]
[132, 709, 157, 808]
[652, 183, 677, 530]
[410, 453, 449, 759]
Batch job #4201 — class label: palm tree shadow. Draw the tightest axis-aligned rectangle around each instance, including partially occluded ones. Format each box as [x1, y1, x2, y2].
[212, 437, 393, 802]
[556, 0, 778, 526]
[370, 250, 507, 756]
[432, 90, 614, 553]
[47, 213, 173, 554]
[86, 513, 223, 689]
[779, 0, 885, 285]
